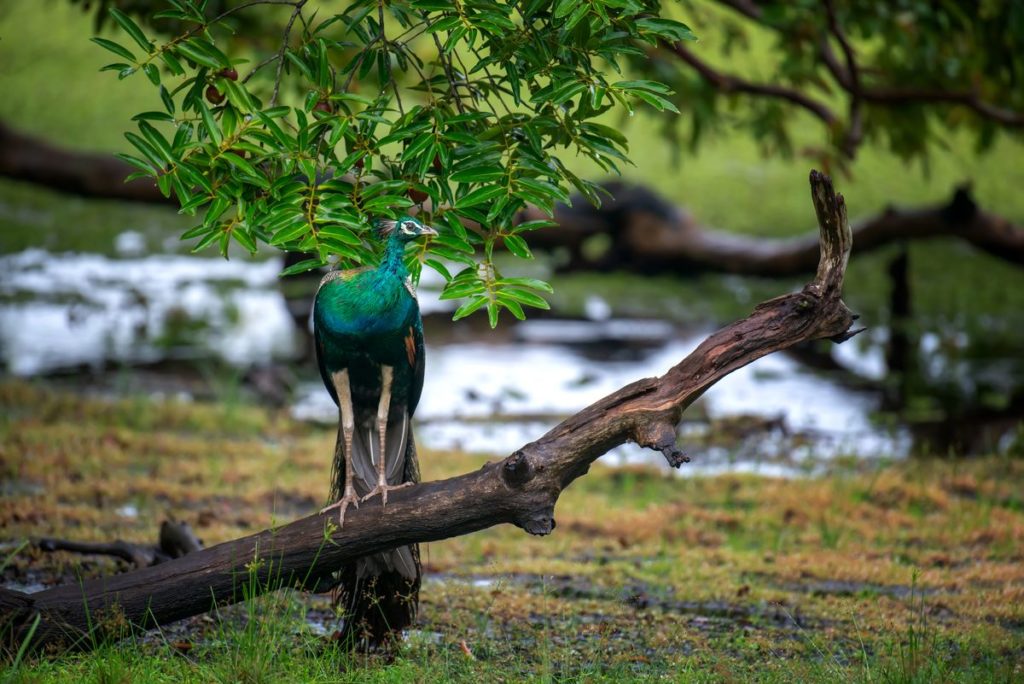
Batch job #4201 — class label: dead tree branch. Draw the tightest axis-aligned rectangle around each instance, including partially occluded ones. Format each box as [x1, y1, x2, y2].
[1, 171, 857, 656]
[0, 122, 171, 205]
[526, 182, 1024, 275]
[35, 522, 204, 570]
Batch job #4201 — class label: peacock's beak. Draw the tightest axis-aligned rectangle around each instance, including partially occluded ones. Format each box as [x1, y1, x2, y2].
[418, 225, 438, 237]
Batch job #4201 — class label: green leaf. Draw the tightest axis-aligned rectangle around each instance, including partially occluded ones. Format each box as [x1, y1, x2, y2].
[142, 63, 160, 86]
[440, 279, 485, 300]
[452, 295, 488, 320]
[109, 8, 151, 53]
[486, 300, 499, 328]
[220, 152, 267, 187]
[636, 18, 696, 42]
[138, 121, 174, 163]
[455, 185, 505, 209]
[502, 234, 533, 259]
[280, 257, 327, 277]
[450, 165, 505, 183]
[90, 37, 135, 61]
[631, 89, 680, 114]
[175, 40, 222, 69]
[160, 51, 185, 76]
[198, 101, 222, 146]
[501, 288, 550, 310]
[232, 227, 258, 253]
[496, 276, 554, 293]
[220, 78, 254, 112]
[270, 218, 312, 246]
[496, 294, 526, 320]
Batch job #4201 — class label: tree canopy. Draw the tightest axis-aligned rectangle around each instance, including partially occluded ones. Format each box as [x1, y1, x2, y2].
[651, 0, 1024, 169]
[94, 0, 693, 327]
[90, 0, 1024, 326]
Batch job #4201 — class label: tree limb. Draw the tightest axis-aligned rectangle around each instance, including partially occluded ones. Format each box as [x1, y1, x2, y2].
[3, 120, 1021, 276]
[664, 42, 840, 129]
[35, 522, 204, 570]
[1, 171, 857, 657]
[0, 122, 172, 204]
[526, 182, 1024, 276]
[822, 0, 863, 156]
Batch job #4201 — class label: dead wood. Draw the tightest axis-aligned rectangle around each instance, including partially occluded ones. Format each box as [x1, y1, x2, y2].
[0, 170, 858, 657]
[532, 182, 1024, 275]
[0, 122, 171, 204]
[35, 522, 204, 570]
[3, 121, 1022, 276]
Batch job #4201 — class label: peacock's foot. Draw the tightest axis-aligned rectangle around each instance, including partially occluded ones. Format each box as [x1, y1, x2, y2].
[360, 481, 414, 507]
[320, 490, 360, 527]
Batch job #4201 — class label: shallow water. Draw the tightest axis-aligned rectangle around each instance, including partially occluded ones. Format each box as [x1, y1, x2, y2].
[0, 249, 299, 374]
[0, 244, 918, 472]
[294, 333, 909, 473]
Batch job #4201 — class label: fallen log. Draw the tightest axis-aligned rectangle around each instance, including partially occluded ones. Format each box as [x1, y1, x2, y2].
[530, 181, 1024, 275]
[3, 120, 1022, 275]
[36, 521, 204, 570]
[0, 122, 171, 205]
[0, 170, 859, 657]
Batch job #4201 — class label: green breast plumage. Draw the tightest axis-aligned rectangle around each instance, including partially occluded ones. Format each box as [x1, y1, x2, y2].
[313, 265, 425, 414]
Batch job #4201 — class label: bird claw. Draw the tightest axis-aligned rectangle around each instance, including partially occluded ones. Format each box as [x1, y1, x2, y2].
[360, 481, 414, 507]
[320, 491, 360, 527]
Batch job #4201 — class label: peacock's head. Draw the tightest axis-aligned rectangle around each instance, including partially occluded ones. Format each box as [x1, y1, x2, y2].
[379, 216, 438, 243]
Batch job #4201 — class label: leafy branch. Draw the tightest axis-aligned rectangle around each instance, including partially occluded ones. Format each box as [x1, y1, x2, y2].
[96, 0, 693, 326]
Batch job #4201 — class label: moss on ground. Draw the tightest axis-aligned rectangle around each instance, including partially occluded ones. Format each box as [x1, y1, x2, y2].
[1, 380, 1022, 682]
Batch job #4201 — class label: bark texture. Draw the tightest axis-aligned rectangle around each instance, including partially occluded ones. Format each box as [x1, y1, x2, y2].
[1, 171, 858, 656]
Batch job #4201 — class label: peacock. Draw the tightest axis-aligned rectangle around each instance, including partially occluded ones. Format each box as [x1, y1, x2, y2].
[313, 214, 436, 649]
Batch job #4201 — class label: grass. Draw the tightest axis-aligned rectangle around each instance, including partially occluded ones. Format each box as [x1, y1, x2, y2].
[1, 380, 1022, 682]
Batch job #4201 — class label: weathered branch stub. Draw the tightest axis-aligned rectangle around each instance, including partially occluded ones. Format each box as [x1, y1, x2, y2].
[1, 171, 858, 656]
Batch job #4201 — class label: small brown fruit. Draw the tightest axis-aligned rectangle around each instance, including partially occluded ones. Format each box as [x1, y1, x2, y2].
[432, 154, 443, 172]
[205, 85, 224, 104]
[219, 68, 238, 81]
[314, 101, 333, 114]
[408, 188, 429, 203]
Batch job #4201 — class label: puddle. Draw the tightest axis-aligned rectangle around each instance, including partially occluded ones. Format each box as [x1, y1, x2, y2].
[0, 249, 300, 374]
[0, 248, 457, 377]
[294, 336, 910, 469]
[0, 247, 956, 470]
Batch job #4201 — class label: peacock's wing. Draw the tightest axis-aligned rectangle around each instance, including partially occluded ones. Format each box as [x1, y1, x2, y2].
[313, 325, 338, 406]
[405, 308, 426, 416]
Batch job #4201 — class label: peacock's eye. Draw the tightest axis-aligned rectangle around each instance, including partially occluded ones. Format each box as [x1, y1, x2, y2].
[401, 221, 416, 234]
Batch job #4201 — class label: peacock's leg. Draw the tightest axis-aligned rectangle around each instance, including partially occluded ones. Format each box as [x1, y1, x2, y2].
[362, 365, 412, 506]
[320, 369, 360, 525]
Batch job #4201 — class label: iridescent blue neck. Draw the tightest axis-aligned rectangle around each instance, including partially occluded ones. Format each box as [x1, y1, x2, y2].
[379, 231, 407, 277]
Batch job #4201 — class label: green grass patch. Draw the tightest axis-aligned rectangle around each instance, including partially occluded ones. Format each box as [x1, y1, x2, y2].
[2, 381, 1022, 681]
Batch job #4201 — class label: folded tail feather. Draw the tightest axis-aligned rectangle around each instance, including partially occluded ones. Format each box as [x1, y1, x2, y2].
[330, 409, 421, 649]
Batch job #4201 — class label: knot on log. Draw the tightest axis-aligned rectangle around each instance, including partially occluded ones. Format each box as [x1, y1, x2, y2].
[633, 420, 689, 468]
[517, 506, 556, 536]
[502, 451, 534, 487]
